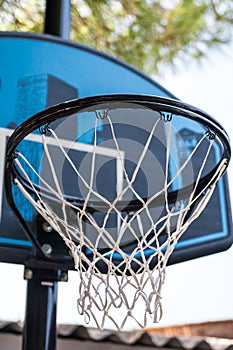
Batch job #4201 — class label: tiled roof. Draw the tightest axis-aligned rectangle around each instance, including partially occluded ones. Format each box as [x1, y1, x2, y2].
[1, 321, 233, 349]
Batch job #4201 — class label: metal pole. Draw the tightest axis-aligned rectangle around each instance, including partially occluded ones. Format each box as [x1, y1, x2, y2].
[22, 268, 59, 350]
[22, 2, 72, 349]
[44, 0, 71, 39]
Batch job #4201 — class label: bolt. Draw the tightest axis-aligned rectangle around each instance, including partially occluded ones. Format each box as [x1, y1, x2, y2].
[42, 221, 53, 233]
[24, 268, 33, 280]
[42, 243, 53, 255]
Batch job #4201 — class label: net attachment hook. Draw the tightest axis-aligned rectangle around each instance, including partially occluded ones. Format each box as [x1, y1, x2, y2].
[12, 149, 19, 160]
[206, 130, 216, 140]
[7, 149, 19, 161]
[39, 123, 51, 134]
[95, 110, 109, 120]
[161, 111, 173, 122]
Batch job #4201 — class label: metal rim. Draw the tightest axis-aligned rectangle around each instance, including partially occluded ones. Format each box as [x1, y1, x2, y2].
[4, 94, 231, 261]
[5, 94, 231, 208]
[5, 94, 231, 157]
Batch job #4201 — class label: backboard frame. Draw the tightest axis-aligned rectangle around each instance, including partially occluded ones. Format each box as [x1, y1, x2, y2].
[0, 32, 232, 268]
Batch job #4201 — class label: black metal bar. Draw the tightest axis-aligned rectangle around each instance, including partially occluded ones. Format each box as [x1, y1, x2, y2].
[22, 269, 60, 350]
[20, 3, 71, 350]
[44, 0, 71, 39]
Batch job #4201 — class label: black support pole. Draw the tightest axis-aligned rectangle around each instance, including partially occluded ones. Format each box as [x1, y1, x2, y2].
[22, 269, 59, 350]
[44, 0, 71, 39]
[22, 2, 71, 349]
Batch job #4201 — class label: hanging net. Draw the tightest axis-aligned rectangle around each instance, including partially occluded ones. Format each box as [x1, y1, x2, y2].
[6, 96, 230, 330]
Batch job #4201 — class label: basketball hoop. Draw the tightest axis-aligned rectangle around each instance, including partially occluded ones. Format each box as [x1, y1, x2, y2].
[5, 94, 231, 330]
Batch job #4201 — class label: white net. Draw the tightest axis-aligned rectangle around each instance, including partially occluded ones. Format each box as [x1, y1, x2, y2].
[12, 107, 227, 330]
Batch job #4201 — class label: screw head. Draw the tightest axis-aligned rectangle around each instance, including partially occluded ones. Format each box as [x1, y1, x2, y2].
[42, 221, 53, 233]
[42, 243, 53, 255]
[24, 268, 33, 280]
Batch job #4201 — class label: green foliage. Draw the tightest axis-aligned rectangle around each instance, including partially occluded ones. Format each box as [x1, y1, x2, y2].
[0, 0, 45, 32]
[0, 0, 232, 74]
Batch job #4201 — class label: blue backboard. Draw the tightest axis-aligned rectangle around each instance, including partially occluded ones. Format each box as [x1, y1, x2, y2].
[0, 32, 232, 267]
